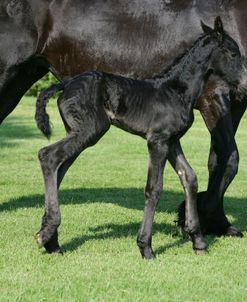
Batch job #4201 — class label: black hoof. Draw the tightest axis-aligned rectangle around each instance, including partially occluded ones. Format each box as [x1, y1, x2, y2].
[177, 191, 242, 237]
[36, 229, 62, 254]
[194, 249, 208, 255]
[44, 241, 63, 254]
[139, 246, 156, 260]
[192, 234, 207, 252]
[226, 225, 243, 238]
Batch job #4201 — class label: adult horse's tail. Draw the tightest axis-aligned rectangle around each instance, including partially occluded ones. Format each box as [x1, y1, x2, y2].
[35, 83, 64, 139]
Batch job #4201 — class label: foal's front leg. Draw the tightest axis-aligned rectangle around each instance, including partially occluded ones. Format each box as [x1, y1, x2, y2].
[137, 139, 168, 259]
[168, 142, 207, 252]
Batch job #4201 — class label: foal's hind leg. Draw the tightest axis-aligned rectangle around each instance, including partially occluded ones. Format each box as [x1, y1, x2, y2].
[168, 141, 207, 252]
[137, 139, 168, 259]
[36, 113, 110, 253]
[36, 134, 85, 252]
[38, 154, 79, 254]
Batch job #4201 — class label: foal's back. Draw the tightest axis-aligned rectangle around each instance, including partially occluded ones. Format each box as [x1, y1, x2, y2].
[60, 71, 189, 139]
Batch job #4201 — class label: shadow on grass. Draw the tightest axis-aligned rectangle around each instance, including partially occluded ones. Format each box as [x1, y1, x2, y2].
[58, 221, 218, 254]
[0, 116, 39, 147]
[62, 221, 187, 254]
[2, 188, 190, 252]
[1, 187, 246, 254]
[0, 187, 183, 213]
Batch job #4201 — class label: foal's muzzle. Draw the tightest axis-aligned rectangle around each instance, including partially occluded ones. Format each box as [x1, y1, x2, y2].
[235, 65, 247, 102]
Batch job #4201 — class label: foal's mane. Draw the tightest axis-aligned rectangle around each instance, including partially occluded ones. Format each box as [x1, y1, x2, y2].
[151, 33, 212, 81]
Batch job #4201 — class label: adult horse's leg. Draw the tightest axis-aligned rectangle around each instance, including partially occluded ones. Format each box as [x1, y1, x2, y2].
[36, 97, 110, 253]
[231, 96, 247, 135]
[137, 139, 168, 259]
[202, 95, 247, 236]
[168, 142, 206, 251]
[198, 90, 245, 236]
[178, 79, 245, 236]
[0, 58, 49, 124]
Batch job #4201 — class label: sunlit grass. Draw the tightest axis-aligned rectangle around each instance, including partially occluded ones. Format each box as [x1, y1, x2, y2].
[0, 97, 247, 301]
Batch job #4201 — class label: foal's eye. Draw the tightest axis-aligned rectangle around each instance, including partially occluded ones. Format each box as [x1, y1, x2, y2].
[231, 53, 237, 58]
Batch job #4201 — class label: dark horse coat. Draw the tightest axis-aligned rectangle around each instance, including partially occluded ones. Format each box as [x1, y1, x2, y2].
[35, 18, 245, 258]
[0, 1, 247, 239]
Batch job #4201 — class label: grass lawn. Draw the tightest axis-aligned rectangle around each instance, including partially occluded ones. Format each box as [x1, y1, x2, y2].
[0, 96, 247, 301]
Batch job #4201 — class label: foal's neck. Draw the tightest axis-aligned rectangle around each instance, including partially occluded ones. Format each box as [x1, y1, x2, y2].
[152, 35, 216, 99]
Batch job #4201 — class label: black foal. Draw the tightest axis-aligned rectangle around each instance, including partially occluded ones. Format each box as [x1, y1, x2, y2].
[35, 17, 245, 259]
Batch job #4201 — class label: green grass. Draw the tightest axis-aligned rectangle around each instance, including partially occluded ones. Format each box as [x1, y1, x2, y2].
[1, 96, 247, 301]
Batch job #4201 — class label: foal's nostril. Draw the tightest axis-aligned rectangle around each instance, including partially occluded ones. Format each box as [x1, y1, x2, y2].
[235, 74, 247, 101]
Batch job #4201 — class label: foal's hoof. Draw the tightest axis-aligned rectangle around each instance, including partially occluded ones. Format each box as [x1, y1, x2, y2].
[44, 241, 63, 254]
[44, 245, 63, 254]
[194, 249, 208, 255]
[35, 232, 63, 254]
[139, 247, 156, 260]
[192, 235, 207, 253]
[35, 232, 44, 248]
[226, 225, 243, 238]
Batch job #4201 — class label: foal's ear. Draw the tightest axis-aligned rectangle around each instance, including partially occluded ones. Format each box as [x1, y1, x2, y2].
[214, 16, 224, 34]
[201, 20, 213, 34]
[214, 16, 224, 43]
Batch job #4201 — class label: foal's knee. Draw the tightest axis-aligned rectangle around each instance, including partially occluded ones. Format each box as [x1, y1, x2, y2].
[144, 183, 163, 205]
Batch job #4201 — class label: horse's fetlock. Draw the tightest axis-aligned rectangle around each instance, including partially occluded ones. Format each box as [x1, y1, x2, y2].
[52, 215, 61, 227]
[184, 222, 200, 235]
[137, 239, 147, 249]
[145, 186, 162, 202]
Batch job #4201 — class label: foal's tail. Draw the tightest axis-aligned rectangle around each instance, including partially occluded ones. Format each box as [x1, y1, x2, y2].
[35, 82, 64, 139]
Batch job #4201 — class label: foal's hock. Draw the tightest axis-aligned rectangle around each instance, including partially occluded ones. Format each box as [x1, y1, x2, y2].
[35, 17, 244, 259]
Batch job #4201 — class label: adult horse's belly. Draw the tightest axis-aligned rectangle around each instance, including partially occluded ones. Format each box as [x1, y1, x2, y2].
[41, 0, 247, 80]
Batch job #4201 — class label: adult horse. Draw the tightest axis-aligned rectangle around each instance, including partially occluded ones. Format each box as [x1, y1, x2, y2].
[0, 0, 247, 240]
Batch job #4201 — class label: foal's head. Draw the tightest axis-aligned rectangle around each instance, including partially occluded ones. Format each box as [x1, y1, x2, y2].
[202, 16, 247, 94]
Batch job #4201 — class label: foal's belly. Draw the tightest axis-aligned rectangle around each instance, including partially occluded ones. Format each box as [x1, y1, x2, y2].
[105, 100, 194, 141]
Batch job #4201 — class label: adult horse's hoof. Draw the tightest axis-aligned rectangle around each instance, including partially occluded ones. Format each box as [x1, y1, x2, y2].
[177, 192, 243, 237]
[226, 225, 243, 237]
